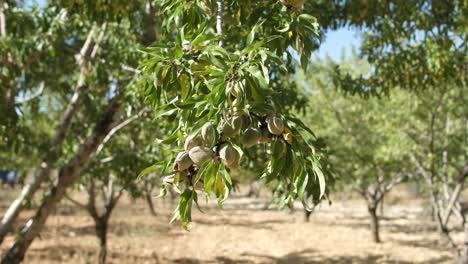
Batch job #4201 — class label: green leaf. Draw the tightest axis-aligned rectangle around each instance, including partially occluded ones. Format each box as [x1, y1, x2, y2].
[204, 163, 218, 194]
[247, 66, 268, 89]
[179, 189, 193, 230]
[137, 163, 160, 180]
[156, 133, 179, 144]
[194, 162, 211, 184]
[287, 116, 316, 137]
[311, 159, 326, 198]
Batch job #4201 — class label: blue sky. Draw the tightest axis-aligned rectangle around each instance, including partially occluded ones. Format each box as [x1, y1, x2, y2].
[316, 28, 361, 61]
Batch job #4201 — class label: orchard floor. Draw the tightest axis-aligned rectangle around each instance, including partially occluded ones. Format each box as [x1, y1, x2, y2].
[0, 187, 456, 264]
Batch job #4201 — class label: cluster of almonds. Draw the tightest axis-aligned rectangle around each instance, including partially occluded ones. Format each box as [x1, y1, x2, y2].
[172, 113, 293, 176]
[240, 116, 292, 148]
[173, 122, 241, 175]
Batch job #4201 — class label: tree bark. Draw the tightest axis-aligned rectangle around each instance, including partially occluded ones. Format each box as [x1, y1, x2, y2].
[459, 222, 468, 264]
[1, 96, 121, 264]
[0, 25, 98, 245]
[0, 0, 6, 37]
[216, 0, 223, 46]
[304, 209, 313, 222]
[368, 204, 381, 243]
[379, 195, 384, 216]
[94, 217, 109, 264]
[145, 191, 157, 216]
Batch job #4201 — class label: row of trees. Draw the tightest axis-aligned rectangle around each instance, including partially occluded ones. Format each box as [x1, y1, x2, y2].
[300, 51, 467, 258]
[0, 0, 466, 263]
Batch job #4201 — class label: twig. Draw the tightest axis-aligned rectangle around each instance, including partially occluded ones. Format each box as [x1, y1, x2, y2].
[64, 193, 87, 210]
[15, 82, 45, 105]
[90, 23, 107, 59]
[121, 64, 141, 74]
[95, 107, 149, 155]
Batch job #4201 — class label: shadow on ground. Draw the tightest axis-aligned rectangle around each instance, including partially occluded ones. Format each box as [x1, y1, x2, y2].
[27, 244, 160, 263]
[192, 217, 288, 230]
[170, 248, 451, 264]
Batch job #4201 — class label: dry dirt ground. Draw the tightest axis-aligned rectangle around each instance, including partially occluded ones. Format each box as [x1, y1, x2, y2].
[0, 186, 457, 264]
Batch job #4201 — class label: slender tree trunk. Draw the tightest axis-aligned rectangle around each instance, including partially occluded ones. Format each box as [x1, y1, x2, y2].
[429, 191, 461, 256]
[0, 0, 6, 38]
[367, 204, 381, 243]
[145, 191, 157, 216]
[94, 217, 109, 264]
[0, 25, 99, 245]
[247, 181, 260, 198]
[459, 223, 468, 264]
[1, 97, 121, 264]
[304, 209, 313, 222]
[379, 195, 384, 216]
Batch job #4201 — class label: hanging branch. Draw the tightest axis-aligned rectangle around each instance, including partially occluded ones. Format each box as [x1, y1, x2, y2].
[14, 82, 45, 105]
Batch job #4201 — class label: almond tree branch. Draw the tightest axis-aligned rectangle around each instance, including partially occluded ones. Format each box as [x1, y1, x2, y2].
[1, 93, 123, 263]
[95, 107, 149, 155]
[442, 163, 468, 226]
[0, 24, 101, 246]
[121, 64, 141, 74]
[64, 193, 87, 210]
[216, 0, 224, 46]
[14, 82, 45, 105]
[0, 0, 6, 37]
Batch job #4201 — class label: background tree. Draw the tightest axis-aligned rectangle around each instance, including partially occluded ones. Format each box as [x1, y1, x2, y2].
[300, 53, 413, 242]
[65, 114, 158, 264]
[404, 85, 468, 261]
[0, 1, 158, 262]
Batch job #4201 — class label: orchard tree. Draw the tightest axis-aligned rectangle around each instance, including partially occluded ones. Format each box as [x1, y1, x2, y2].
[404, 85, 468, 261]
[301, 53, 412, 243]
[138, 0, 330, 228]
[0, 5, 112, 244]
[65, 113, 158, 264]
[0, 1, 157, 262]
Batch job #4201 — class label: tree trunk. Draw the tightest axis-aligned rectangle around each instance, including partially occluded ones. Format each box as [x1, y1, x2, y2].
[94, 217, 109, 264]
[0, 172, 44, 244]
[458, 222, 468, 264]
[304, 209, 312, 222]
[145, 192, 157, 216]
[1, 97, 121, 264]
[0, 26, 97, 245]
[379, 195, 384, 216]
[247, 181, 260, 198]
[368, 205, 381, 243]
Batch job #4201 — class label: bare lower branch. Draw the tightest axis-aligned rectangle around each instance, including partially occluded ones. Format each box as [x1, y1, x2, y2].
[90, 23, 107, 59]
[383, 173, 406, 193]
[121, 64, 141, 74]
[353, 187, 367, 199]
[15, 82, 45, 105]
[64, 193, 87, 210]
[410, 154, 431, 181]
[442, 163, 468, 226]
[95, 107, 149, 154]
